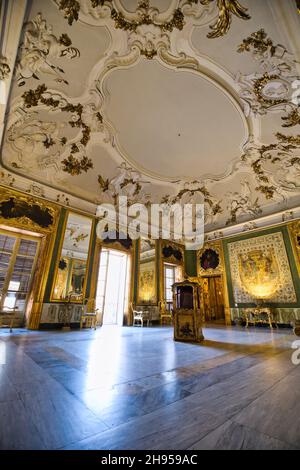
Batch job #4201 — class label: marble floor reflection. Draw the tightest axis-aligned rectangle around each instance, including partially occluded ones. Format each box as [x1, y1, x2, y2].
[0, 325, 299, 450]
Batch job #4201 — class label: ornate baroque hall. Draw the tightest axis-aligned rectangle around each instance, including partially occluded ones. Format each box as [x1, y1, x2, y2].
[0, 0, 300, 455]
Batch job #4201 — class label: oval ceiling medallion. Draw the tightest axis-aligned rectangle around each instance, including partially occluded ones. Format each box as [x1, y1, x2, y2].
[103, 59, 247, 181]
[260, 79, 290, 101]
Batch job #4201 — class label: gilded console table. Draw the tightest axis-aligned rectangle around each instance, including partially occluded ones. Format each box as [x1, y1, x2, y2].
[244, 307, 278, 329]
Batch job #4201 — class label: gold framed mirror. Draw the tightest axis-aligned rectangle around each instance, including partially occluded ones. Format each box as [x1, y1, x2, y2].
[51, 211, 93, 302]
[137, 237, 157, 305]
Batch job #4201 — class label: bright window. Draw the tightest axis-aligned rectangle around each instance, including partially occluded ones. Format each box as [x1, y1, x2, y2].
[164, 264, 176, 303]
[0, 233, 39, 314]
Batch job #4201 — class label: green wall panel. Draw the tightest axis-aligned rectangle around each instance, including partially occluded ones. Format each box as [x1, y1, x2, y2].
[184, 250, 197, 277]
[222, 225, 300, 309]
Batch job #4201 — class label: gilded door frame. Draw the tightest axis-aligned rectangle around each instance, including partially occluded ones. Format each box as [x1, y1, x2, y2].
[92, 238, 135, 325]
[197, 241, 231, 325]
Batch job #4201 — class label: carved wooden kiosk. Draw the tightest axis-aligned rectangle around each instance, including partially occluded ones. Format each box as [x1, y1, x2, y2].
[172, 279, 204, 343]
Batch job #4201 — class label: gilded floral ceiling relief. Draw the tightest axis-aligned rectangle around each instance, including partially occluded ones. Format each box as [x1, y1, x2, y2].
[0, 57, 11, 80]
[15, 13, 80, 87]
[3, 10, 104, 186]
[55, 0, 250, 39]
[6, 81, 104, 177]
[236, 29, 299, 117]
[236, 29, 300, 205]
[98, 162, 151, 206]
[2, 0, 300, 234]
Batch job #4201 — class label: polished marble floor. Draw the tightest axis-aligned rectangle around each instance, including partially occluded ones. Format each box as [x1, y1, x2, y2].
[0, 324, 299, 450]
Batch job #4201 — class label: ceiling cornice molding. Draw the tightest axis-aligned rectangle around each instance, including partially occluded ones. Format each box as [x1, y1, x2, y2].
[205, 207, 300, 242]
[0, 172, 98, 216]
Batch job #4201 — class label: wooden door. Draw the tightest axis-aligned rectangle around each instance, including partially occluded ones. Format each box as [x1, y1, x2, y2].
[203, 276, 225, 322]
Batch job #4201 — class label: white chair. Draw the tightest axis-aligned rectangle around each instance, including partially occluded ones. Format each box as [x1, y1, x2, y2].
[80, 299, 103, 330]
[131, 303, 150, 327]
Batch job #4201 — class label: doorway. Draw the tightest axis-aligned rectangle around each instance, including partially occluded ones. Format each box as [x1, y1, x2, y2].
[0, 229, 40, 325]
[163, 262, 183, 311]
[202, 275, 225, 323]
[95, 248, 130, 325]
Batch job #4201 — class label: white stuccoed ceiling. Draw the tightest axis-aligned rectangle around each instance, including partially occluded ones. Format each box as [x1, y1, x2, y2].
[104, 59, 246, 180]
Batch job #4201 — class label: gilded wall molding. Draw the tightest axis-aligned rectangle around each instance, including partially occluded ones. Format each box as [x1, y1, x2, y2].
[161, 240, 184, 266]
[197, 240, 223, 276]
[0, 187, 59, 234]
[288, 219, 300, 275]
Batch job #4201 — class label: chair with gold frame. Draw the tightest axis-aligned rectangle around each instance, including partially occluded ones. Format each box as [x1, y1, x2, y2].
[159, 300, 173, 325]
[0, 306, 19, 332]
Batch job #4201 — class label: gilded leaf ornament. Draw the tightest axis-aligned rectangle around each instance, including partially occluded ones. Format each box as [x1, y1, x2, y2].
[61, 155, 93, 175]
[236, 30, 298, 118]
[237, 29, 274, 55]
[54, 0, 250, 39]
[110, 2, 185, 34]
[0, 58, 10, 80]
[98, 175, 110, 192]
[97, 163, 151, 206]
[281, 109, 300, 128]
[242, 133, 300, 199]
[199, 0, 250, 38]
[20, 84, 100, 175]
[253, 73, 287, 107]
[161, 181, 222, 225]
[276, 133, 300, 146]
[57, 0, 81, 25]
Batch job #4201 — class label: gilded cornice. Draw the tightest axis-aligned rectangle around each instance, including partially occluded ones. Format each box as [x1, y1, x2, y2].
[288, 219, 300, 275]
